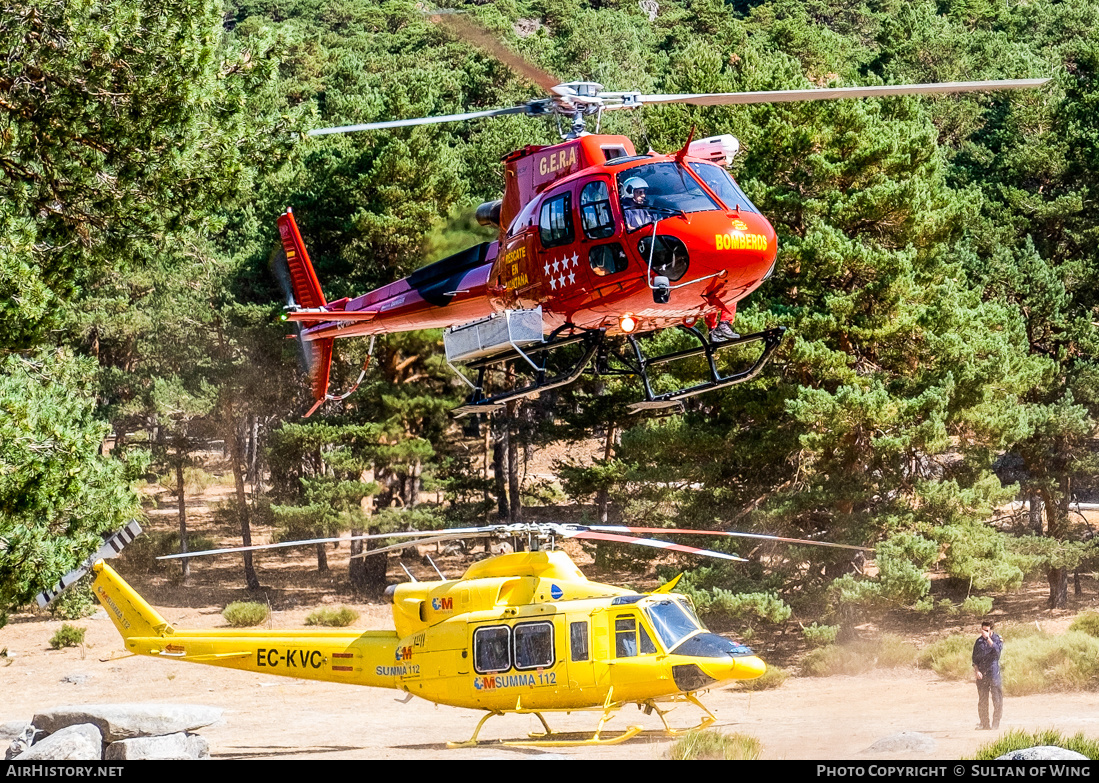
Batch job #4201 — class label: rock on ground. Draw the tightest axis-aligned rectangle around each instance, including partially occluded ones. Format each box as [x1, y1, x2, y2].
[863, 732, 937, 754]
[31, 704, 222, 743]
[14, 724, 102, 760]
[104, 732, 210, 760]
[997, 746, 1089, 761]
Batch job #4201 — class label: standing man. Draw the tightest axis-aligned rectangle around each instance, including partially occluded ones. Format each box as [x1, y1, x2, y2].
[972, 620, 1004, 730]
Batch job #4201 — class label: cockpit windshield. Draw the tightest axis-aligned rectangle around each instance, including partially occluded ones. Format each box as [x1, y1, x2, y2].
[617, 162, 720, 231]
[687, 162, 760, 215]
[645, 597, 703, 651]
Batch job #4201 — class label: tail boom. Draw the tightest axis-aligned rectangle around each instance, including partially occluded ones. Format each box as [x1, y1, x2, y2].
[91, 561, 403, 690]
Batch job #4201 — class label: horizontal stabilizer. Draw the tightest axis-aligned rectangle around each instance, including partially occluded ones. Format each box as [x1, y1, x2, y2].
[35, 520, 143, 608]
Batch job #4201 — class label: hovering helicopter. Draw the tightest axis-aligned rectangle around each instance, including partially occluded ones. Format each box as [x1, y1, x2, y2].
[276, 13, 1048, 417]
[38, 520, 871, 747]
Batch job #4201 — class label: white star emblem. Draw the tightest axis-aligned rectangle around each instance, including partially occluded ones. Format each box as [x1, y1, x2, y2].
[550, 276, 558, 290]
[570, 252, 579, 268]
[568, 271, 575, 285]
[544, 262, 551, 276]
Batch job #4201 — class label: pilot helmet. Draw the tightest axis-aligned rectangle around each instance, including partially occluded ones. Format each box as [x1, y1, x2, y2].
[621, 176, 649, 199]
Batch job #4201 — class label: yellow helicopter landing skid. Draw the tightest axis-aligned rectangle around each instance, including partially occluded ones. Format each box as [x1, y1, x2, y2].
[446, 689, 714, 748]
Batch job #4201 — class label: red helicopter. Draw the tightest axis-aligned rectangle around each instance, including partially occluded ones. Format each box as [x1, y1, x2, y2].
[275, 17, 1046, 417]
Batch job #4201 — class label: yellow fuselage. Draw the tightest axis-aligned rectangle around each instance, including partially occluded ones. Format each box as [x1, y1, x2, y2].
[92, 550, 765, 713]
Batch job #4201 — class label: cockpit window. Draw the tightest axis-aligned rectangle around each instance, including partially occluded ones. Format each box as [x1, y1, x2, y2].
[617, 162, 720, 232]
[645, 598, 702, 651]
[687, 162, 760, 215]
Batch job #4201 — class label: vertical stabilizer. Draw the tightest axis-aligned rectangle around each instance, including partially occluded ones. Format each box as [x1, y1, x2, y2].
[90, 561, 174, 639]
[276, 209, 327, 310]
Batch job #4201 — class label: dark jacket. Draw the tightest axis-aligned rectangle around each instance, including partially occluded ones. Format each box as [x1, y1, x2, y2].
[972, 633, 1004, 686]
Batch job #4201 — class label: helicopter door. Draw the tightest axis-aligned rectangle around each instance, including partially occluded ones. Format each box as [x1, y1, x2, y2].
[579, 178, 630, 309]
[565, 616, 597, 694]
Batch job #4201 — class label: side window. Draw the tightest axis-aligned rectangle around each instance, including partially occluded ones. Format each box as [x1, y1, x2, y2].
[474, 626, 510, 674]
[570, 621, 589, 662]
[615, 614, 657, 658]
[514, 622, 555, 670]
[589, 243, 628, 277]
[580, 180, 615, 239]
[539, 192, 573, 248]
[615, 616, 637, 658]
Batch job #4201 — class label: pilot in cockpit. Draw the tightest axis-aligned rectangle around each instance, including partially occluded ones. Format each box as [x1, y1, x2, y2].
[621, 176, 656, 231]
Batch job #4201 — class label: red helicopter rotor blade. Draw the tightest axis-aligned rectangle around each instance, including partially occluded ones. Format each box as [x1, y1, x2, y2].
[585, 525, 873, 552]
[429, 11, 564, 94]
[563, 530, 748, 562]
[308, 105, 532, 136]
[636, 78, 1049, 107]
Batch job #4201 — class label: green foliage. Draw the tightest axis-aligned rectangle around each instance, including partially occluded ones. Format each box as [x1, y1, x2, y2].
[802, 635, 917, 676]
[1069, 612, 1099, 637]
[919, 626, 1099, 694]
[305, 607, 360, 627]
[802, 623, 840, 647]
[961, 596, 994, 616]
[118, 532, 218, 574]
[735, 665, 789, 691]
[970, 729, 1099, 761]
[0, 351, 147, 611]
[49, 623, 86, 650]
[667, 730, 763, 760]
[222, 601, 270, 627]
[48, 579, 97, 621]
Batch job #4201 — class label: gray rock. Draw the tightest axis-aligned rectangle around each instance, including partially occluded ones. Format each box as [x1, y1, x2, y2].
[863, 732, 937, 754]
[14, 724, 102, 760]
[5, 724, 39, 760]
[996, 746, 1089, 761]
[104, 732, 209, 760]
[0, 722, 29, 743]
[60, 673, 91, 685]
[32, 704, 222, 743]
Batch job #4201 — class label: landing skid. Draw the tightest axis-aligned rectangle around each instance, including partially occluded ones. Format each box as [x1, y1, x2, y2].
[450, 325, 787, 417]
[444, 690, 716, 748]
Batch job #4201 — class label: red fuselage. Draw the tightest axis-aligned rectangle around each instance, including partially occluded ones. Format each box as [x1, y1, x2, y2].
[289, 135, 777, 342]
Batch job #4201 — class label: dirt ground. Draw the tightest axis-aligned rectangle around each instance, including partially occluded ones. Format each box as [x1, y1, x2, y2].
[3, 465, 1099, 760]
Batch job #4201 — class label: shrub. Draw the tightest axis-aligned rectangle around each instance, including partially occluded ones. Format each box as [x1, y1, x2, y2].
[736, 665, 788, 691]
[49, 579, 97, 620]
[667, 730, 763, 760]
[1069, 611, 1099, 638]
[802, 623, 839, 647]
[969, 729, 1099, 760]
[222, 601, 269, 627]
[49, 623, 86, 649]
[119, 531, 218, 573]
[305, 607, 360, 627]
[961, 596, 994, 616]
[802, 635, 916, 676]
[919, 625, 1099, 695]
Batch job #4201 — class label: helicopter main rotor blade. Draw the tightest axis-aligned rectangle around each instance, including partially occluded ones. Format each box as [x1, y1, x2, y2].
[430, 11, 564, 95]
[634, 78, 1050, 107]
[563, 530, 748, 562]
[585, 525, 874, 552]
[349, 530, 498, 559]
[308, 105, 535, 136]
[156, 527, 502, 560]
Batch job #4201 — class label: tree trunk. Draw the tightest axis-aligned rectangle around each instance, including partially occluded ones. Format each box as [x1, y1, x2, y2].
[315, 539, 328, 573]
[1028, 491, 1043, 535]
[1048, 567, 1069, 609]
[493, 420, 509, 521]
[227, 414, 260, 591]
[175, 445, 190, 584]
[349, 466, 375, 591]
[596, 421, 616, 525]
[507, 402, 522, 525]
[363, 524, 388, 598]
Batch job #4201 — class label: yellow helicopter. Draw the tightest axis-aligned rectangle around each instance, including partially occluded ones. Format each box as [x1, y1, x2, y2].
[38, 520, 870, 747]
